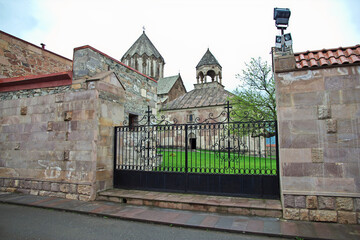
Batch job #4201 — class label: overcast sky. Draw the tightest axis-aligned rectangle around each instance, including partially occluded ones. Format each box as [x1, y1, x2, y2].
[1, 0, 359, 92]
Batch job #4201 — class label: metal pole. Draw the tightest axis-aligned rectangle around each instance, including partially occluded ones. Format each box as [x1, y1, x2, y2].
[113, 127, 118, 187]
[147, 106, 151, 165]
[281, 28, 285, 52]
[225, 101, 232, 168]
[185, 125, 188, 192]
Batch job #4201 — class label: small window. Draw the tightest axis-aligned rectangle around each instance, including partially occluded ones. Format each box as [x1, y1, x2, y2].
[188, 114, 194, 123]
[129, 114, 138, 129]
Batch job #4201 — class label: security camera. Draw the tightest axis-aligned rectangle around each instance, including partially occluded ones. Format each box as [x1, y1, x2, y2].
[284, 33, 292, 47]
[275, 35, 282, 49]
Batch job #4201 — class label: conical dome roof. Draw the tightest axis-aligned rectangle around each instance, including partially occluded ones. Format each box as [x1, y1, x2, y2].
[122, 31, 164, 62]
[196, 48, 221, 68]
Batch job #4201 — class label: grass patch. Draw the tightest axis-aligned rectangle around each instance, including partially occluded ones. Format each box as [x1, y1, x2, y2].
[155, 149, 277, 175]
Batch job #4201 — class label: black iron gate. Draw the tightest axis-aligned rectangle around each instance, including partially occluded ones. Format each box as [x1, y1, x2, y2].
[114, 103, 280, 199]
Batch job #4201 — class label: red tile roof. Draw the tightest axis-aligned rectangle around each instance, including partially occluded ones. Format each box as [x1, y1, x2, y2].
[295, 45, 360, 69]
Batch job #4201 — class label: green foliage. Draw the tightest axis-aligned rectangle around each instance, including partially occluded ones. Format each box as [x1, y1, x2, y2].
[231, 57, 276, 122]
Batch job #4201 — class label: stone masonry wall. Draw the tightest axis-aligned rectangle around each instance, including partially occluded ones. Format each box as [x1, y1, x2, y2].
[0, 85, 97, 200]
[72, 46, 157, 120]
[274, 52, 360, 224]
[0, 31, 72, 78]
[167, 78, 186, 102]
[0, 72, 125, 200]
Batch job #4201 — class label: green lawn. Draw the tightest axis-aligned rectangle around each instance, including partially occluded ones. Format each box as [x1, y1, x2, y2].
[155, 149, 277, 175]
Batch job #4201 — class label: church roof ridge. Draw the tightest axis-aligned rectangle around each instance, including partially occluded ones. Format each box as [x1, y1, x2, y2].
[157, 75, 181, 95]
[161, 83, 233, 111]
[122, 31, 164, 62]
[196, 48, 221, 68]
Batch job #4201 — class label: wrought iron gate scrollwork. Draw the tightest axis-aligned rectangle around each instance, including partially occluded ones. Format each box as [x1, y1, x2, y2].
[114, 102, 280, 199]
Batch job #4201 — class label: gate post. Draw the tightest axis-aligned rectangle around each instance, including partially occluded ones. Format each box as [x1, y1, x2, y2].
[113, 126, 118, 187]
[185, 124, 188, 191]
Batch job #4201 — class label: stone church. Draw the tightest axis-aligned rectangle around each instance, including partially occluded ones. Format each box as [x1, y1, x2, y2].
[121, 31, 233, 124]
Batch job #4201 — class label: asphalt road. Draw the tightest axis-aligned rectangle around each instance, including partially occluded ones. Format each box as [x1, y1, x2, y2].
[0, 203, 288, 240]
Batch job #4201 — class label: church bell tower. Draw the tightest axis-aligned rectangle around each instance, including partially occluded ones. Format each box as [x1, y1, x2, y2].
[196, 49, 222, 85]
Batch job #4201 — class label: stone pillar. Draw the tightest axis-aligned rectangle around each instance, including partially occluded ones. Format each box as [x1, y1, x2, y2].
[273, 47, 360, 224]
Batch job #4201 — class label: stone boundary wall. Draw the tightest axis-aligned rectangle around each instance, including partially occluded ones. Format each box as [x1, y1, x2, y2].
[0, 178, 92, 201]
[0, 84, 98, 200]
[273, 51, 360, 224]
[0, 72, 125, 200]
[284, 194, 360, 224]
[0, 31, 72, 78]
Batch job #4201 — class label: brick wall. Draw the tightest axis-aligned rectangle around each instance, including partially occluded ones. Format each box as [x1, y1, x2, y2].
[0, 31, 72, 78]
[274, 51, 360, 224]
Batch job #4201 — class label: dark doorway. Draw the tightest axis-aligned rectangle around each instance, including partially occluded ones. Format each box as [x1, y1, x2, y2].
[129, 114, 138, 129]
[190, 138, 196, 149]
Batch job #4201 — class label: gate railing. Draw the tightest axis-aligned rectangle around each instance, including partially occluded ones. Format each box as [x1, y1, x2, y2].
[114, 102, 279, 177]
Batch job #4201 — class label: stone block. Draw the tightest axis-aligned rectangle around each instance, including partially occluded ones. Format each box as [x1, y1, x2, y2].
[355, 198, 360, 211]
[30, 190, 39, 195]
[0, 178, 4, 187]
[338, 211, 357, 224]
[295, 196, 306, 208]
[49, 192, 66, 198]
[55, 93, 64, 103]
[50, 183, 60, 192]
[324, 163, 343, 178]
[65, 194, 78, 200]
[64, 111, 72, 121]
[299, 209, 309, 221]
[68, 184, 77, 194]
[284, 208, 300, 220]
[47, 122, 53, 131]
[18, 179, 26, 189]
[108, 197, 122, 203]
[273, 53, 296, 72]
[59, 184, 69, 193]
[326, 119, 337, 133]
[77, 185, 92, 195]
[292, 91, 325, 107]
[4, 179, 14, 187]
[318, 196, 335, 210]
[283, 195, 295, 208]
[309, 210, 337, 222]
[6, 187, 17, 192]
[31, 181, 42, 190]
[336, 197, 353, 211]
[302, 163, 324, 177]
[24, 180, 32, 189]
[39, 191, 52, 196]
[311, 148, 323, 163]
[280, 148, 312, 163]
[64, 150, 70, 161]
[79, 194, 90, 201]
[42, 182, 51, 191]
[282, 163, 304, 177]
[16, 189, 31, 194]
[306, 196, 318, 209]
[20, 106, 27, 115]
[317, 105, 331, 119]
[96, 196, 109, 201]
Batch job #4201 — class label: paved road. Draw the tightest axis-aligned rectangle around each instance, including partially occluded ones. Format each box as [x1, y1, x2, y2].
[0, 203, 287, 240]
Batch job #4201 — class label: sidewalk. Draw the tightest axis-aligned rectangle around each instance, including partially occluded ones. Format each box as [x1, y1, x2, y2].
[1, 191, 359, 240]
